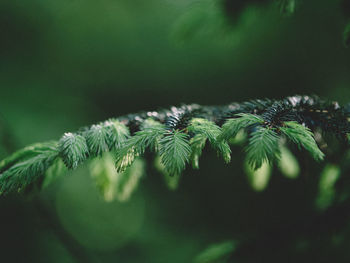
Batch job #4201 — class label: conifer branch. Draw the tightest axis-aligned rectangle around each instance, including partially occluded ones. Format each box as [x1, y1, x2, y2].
[0, 142, 59, 194]
[159, 130, 191, 176]
[246, 126, 281, 170]
[280, 121, 325, 161]
[59, 133, 89, 170]
[188, 118, 231, 163]
[0, 95, 349, 196]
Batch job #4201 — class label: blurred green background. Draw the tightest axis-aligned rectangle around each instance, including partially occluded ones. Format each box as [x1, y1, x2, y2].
[1, 0, 350, 262]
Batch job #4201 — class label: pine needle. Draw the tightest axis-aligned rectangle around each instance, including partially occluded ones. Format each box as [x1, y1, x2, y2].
[0, 95, 344, 195]
[59, 133, 89, 169]
[159, 130, 191, 176]
[246, 127, 281, 170]
[0, 143, 59, 195]
[115, 123, 165, 173]
[84, 120, 130, 157]
[104, 119, 130, 149]
[219, 113, 264, 142]
[0, 142, 57, 173]
[188, 118, 231, 164]
[280, 121, 324, 161]
[85, 124, 110, 156]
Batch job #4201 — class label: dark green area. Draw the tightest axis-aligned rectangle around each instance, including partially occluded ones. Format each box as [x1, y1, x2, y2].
[1, 0, 350, 262]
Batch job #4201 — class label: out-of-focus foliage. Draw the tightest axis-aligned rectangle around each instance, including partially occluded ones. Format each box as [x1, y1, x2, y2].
[244, 159, 272, 191]
[315, 164, 341, 210]
[343, 22, 350, 47]
[42, 159, 67, 189]
[276, 0, 298, 15]
[277, 145, 300, 179]
[91, 153, 145, 202]
[194, 240, 236, 263]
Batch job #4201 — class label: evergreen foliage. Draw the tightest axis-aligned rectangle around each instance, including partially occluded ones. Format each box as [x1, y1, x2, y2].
[115, 122, 165, 173]
[188, 118, 231, 163]
[85, 124, 111, 156]
[59, 133, 89, 169]
[280, 121, 324, 161]
[3, 1, 350, 261]
[159, 130, 191, 176]
[246, 126, 280, 169]
[219, 113, 264, 142]
[0, 142, 56, 173]
[105, 119, 131, 149]
[0, 95, 347, 196]
[0, 142, 59, 194]
[85, 120, 130, 157]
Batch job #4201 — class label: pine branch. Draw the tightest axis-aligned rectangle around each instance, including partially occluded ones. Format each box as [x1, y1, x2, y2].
[104, 119, 130, 149]
[280, 121, 324, 161]
[85, 119, 130, 157]
[0, 142, 55, 173]
[219, 113, 264, 142]
[246, 127, 280, 170]
[188, 118, 231, 164]
[0, 142, 59, 194]
[0, 95, 349, 196]
[159, 130, 191, 176]
[58, 133, 89, 170]
[115, 121, 165, 173]
[85, 124, 111, 157]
